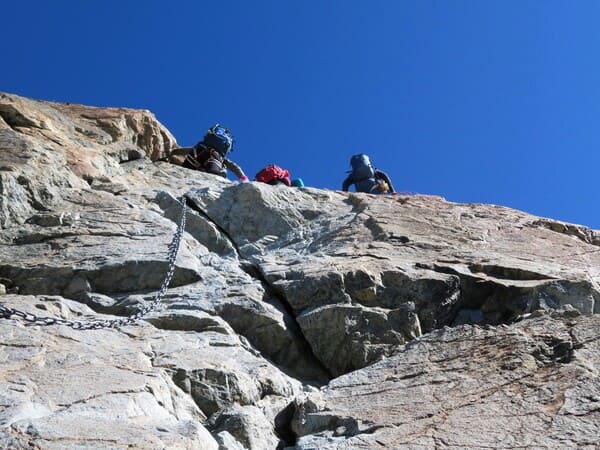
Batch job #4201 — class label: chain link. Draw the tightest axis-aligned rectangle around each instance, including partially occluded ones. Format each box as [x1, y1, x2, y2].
[0, 195, 188, 330]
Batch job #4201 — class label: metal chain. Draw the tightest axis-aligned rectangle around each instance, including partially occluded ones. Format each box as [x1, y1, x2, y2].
[0, 195, 188, 330]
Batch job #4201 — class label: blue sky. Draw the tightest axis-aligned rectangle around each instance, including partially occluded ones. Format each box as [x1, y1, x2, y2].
[3, 1, 599, 229]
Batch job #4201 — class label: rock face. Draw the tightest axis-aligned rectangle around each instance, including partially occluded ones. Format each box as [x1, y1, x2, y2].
[292, 310, 600, 449]
[1, 92, 599, 449]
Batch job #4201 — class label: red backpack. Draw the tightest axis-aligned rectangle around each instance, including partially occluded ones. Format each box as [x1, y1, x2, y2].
[255, 165, 291, 186]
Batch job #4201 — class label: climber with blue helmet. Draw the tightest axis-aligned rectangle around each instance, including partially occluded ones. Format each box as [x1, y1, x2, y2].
[183, 124, 249, 181]
[342, 154, 395, 194]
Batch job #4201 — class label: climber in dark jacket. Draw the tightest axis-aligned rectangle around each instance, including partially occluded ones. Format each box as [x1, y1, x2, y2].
[183, 124, 249, 181]
[342, 154, 395, 194]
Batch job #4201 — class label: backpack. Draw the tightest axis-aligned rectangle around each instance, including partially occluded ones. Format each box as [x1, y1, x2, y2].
[350, 154, 375, 182]
[255, 165, 291, 186]
[203, 124, 233, 157]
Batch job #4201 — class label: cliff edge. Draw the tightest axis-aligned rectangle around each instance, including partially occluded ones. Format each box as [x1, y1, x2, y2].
[1, 92, 599, 449]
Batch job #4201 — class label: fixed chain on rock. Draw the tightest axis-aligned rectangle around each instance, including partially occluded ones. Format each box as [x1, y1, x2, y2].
[0, 195, 188, 330]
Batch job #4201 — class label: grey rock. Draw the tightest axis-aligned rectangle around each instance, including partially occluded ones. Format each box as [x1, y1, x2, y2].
[215, 430, 247, 450]
[1, 92, 599, 448]
[185, 181, 600, 375]
[152, 327, 302, 419]
[0, 295, 218, 449]
[211, 405, 281, 450]
[297, 303, 421, 377]
[291, 312, 600, 448]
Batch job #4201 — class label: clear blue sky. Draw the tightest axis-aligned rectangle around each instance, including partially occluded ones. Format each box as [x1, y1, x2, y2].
[3, 1, 599, 229]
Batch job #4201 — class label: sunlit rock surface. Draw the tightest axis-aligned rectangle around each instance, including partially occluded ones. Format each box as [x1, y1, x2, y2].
[1, 92, 599, 448]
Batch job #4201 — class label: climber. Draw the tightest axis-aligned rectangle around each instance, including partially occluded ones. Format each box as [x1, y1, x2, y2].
[255, 164, 299, 186]
[183, 124, 249, 182]
[342, 153, 395, 194]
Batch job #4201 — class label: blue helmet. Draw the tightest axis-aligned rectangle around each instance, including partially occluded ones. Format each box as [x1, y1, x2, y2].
[203, 124, 234, 156]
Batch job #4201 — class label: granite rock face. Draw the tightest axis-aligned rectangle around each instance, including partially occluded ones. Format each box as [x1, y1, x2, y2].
[0, 92, 599, 448]
[292, 310, 600, 449]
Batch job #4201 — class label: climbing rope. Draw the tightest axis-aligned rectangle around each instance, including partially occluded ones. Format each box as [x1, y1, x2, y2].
[0, 195, 188, 330]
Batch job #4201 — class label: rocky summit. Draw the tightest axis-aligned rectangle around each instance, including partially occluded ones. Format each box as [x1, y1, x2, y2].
[0, 91, 599, 449]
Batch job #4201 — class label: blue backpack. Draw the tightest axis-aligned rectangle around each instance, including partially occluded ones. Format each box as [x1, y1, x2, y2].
[203, 124, 234, 157]
[350, 154, 375, 182]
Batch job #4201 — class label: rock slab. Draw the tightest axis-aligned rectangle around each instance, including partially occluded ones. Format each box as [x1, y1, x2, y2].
[1, 92, 599, 449]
